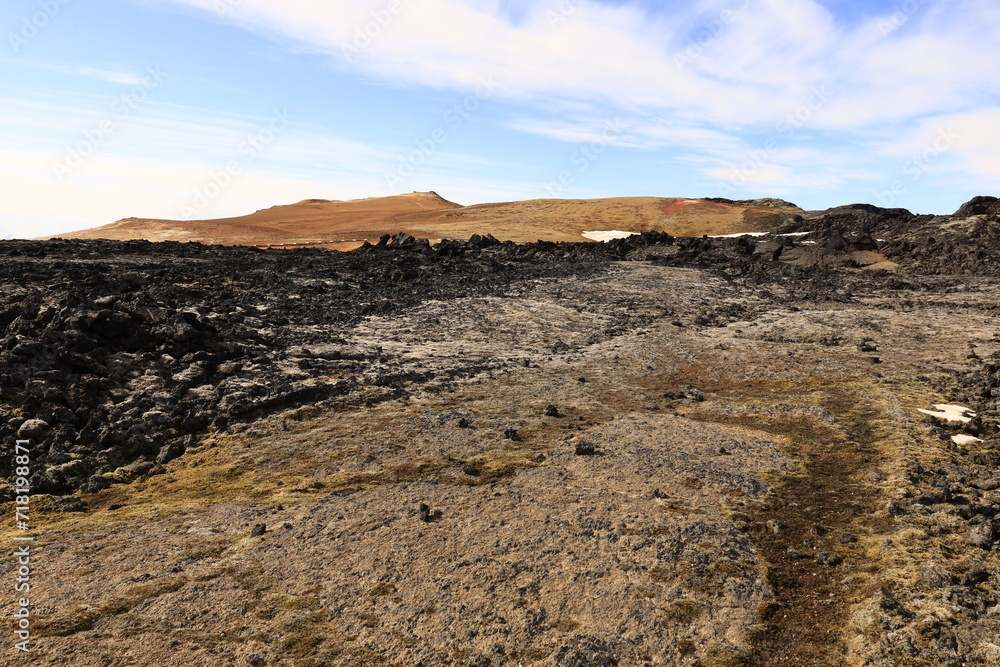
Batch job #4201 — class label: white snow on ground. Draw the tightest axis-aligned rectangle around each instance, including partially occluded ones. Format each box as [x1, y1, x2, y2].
[707, 231, 813, 239]
[582, 230, 638, 242]
[918, 404, 976, 423]
[952, 434, 983, 445]
[588, 229, 818, 242]
[708, 232, 769, 239]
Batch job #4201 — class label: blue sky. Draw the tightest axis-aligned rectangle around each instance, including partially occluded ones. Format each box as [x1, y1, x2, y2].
[2, 0, 998, 238]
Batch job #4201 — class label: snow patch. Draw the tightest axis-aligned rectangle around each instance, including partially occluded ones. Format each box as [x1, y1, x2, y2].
[951, 434, 983, 446]
[918, 404, 976, 424]
[708, 231, 813, 239]
[582, 230, 638, 242]
[708, 232, 769, 239]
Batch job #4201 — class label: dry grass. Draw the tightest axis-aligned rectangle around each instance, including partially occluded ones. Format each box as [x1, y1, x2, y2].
[662, 599, 702, 624]
[696, 643, 756, 666]
[549, 618, 581, 632]
[51, 194, 792, 246]
[227, 563, 390, 667]
[681, 375, 912, 665]
[34, 576, 187, 637]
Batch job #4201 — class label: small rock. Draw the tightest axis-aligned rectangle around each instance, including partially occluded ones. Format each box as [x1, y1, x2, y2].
[142, 410, 170, 426]
[107, 504, 125, 511]
[914, 486, 951, 505]
[574, 439, 596, 456]
[543, 404, 561, 417]
[966, 522, 996, 549]
[917, 566, 955, 588]
[838, 532, 858, 544]
[17, 419, 49, 440]
[787, 547, 810, 559]
[503, 428, 521, 441]
[766, 519, 787, 535]
[962, 563, 990, 586]
[248, 654, 266, 667]
[463, 656, 492, 667]
[218, 361, 242, 375]
[457, 418, 472, 428]
[156, 440, 187, 465]
[718, 446, 730, 455]
[663, 385, 705, 402]
[461, 463, 481, 476]
[817, 552, 842, 566]
[250, 524, 267, 537]
[55, 497, 86, 513]
[418, 503, 441, 522]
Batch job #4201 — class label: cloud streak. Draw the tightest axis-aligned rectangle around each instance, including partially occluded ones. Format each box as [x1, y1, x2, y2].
[0, 90, 537, 236]
[153, 0, 1000, 197]
[161, 0, 999, 127]
[0, 58, 150, 85]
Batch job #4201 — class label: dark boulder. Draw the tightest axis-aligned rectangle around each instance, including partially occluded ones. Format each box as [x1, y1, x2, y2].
[954, 196, 1000, 218]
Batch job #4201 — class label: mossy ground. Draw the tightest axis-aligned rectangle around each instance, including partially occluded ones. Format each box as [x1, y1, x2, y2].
[682, 371, 962, 665]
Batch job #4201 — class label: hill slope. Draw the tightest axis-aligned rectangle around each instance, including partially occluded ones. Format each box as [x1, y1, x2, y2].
[47, 193, 799, 248]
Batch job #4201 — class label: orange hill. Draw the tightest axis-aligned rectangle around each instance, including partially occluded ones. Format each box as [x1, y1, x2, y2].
[47, 192, 799, 250]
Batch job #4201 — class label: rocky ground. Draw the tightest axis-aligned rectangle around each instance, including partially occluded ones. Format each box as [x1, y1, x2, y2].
[3, 197, 1000, 665]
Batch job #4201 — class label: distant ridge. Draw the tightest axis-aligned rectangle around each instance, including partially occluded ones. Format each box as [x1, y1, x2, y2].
[46, 192, 801, 250]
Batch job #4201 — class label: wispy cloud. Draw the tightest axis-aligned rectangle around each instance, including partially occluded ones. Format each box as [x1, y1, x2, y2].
[4, 0, 997, 237]
[160, 0, 999, 124]
[154, 0, 1000, 195]
[0, 89, 537, 236]
[1, 58, 149, 85]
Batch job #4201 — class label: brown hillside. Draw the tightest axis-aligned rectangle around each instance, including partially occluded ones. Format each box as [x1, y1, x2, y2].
[47, 192, 798, 249]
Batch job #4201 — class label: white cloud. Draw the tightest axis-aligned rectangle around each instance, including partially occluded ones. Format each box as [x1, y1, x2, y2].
[910, 108, 1000, 184]
[6, 0, 997, 236]
[0, 147, 394, 238]
[0, 58, 149, 85]
[0, 90, 542, 237]
[147, 0, 1000, 215]
[171, 0, 1000, 201]
[160, 0, 1000, 133]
